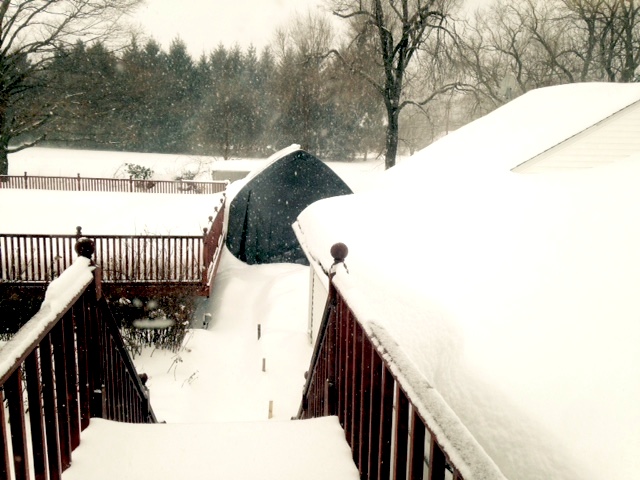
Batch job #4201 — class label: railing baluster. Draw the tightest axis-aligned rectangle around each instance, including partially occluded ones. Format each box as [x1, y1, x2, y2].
[429, 434, 447, 480]
[5, 369, 30, 480]
[62, 312, 81, 450]
[393, 384, 410, 480]
[358, 332, 372, 478]
[25, 349, 48, 480]
[40, 335, 62, 480]
[368, 349, 383, 480]
[51, 321, 72, 470]
[409, 409, 427, 480]
[350, 319, 362, 463]
[0, 388, 11, 480]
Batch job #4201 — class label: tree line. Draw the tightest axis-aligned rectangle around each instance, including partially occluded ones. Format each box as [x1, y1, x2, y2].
[1, 0, 639, 175]
[32, 36, 384, 162]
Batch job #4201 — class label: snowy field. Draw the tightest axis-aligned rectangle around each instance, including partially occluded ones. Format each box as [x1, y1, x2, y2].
[8, 146, 385, 191]
[1, 147, 383, 236]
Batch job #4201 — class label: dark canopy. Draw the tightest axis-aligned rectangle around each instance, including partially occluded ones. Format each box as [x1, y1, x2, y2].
[226, 149, 352, 265]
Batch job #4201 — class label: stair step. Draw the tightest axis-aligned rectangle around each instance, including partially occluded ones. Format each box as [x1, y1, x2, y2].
[62, 416, 359, 480]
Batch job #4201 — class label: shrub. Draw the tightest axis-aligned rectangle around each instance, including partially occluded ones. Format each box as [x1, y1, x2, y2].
[124, 163, 154, 180]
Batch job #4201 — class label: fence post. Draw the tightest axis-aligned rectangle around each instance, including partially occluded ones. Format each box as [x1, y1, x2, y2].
[76, 173, 81, 191]
[201, 227, 210, 285]
[23, 171, 27, 189]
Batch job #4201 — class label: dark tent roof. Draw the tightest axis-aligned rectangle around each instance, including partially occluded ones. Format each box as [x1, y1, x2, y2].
[226, 148, 352, 265]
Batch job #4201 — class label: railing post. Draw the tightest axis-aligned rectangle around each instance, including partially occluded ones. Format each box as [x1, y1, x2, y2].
[23, 171, 27, 189]
[73, 237, 105, 421]
[76, 173, 81, 191]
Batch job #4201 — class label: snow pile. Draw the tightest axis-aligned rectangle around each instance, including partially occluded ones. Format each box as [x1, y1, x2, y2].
[63, 417, 359, 480]
[295, 84, 640, 480]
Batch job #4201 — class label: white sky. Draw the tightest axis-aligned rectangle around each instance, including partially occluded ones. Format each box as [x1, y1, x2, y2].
[131, 0, 326, 56]
[130, 0, 486, 58]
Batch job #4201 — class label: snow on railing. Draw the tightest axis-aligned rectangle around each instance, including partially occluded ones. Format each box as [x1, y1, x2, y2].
[0, 172, 228, 194]
[202, 195, 226, 296]
[298, 244, 507, 480]
[0, 238, 155, 480]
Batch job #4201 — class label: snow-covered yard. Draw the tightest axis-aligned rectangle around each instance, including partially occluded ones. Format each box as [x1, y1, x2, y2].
[1, 147, 382, 479]
[2, 147, 383, 422]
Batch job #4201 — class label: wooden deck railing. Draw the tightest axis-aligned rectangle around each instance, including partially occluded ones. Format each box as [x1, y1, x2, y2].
[0, 196, 226, 296]
[298, 245, 504, 480]
[0, 239, 155, 480]
[0, 173, 228, 194]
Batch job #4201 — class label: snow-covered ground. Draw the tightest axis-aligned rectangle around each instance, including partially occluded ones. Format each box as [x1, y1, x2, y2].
[8, 147, 384, 192]
[2, 146, 381, 478]
[135, 252, 313, 423]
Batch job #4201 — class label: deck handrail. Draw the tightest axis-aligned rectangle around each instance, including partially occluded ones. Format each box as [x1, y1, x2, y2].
[0, 239, 155, 480]
[298, 244, 506, 480]
[0, 173, 228, 194]
[0, 195, 226, 295]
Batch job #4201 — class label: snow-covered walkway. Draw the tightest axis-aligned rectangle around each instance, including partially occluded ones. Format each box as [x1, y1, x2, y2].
[132, 249, 314, 422]
[60, 248, 340, 479]
[62, 417, 359, 480]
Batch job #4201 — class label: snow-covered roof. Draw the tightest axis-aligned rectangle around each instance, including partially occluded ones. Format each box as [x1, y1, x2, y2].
[294, 83, 640, 480]
[382, 82, 640, 181]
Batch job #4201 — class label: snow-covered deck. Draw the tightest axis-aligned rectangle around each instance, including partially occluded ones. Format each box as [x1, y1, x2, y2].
[62, 417, 359, 480]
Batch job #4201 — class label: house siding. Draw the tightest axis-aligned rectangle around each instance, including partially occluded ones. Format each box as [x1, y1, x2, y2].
[513, 100, 640, 172]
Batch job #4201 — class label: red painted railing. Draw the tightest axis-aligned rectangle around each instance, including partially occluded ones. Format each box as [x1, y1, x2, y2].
[298, 245, 504, 480]
[0, 196, 226, 296]
[0, 239, 155, 480]
[0, 173, 228, 194]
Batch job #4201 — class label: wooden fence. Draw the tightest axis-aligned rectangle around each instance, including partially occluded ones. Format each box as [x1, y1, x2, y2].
[0, 240, 155, 480]
[0, 173, 228, 194]
[0, 197, 226, 296]
[298, 247, 472, 480]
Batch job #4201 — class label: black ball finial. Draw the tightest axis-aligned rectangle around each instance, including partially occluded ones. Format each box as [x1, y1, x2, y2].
[75, 237, 95, 259]
[330, 242, 348, 263]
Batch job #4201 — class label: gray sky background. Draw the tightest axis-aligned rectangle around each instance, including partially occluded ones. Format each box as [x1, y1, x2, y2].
[132, 0, 325, 56]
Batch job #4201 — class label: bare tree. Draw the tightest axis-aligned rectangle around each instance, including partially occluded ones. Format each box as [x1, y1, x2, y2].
[272, 11, 335, 153]
[329, 0, 462, 169]
[0, 0, 142, 175]
[458, 0, 640, 115]
[564, 0, 640, 82]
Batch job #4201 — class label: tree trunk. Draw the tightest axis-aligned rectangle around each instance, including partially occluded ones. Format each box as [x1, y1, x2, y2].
[384, 106, 400, 170]
[0, 148, 8, 176]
